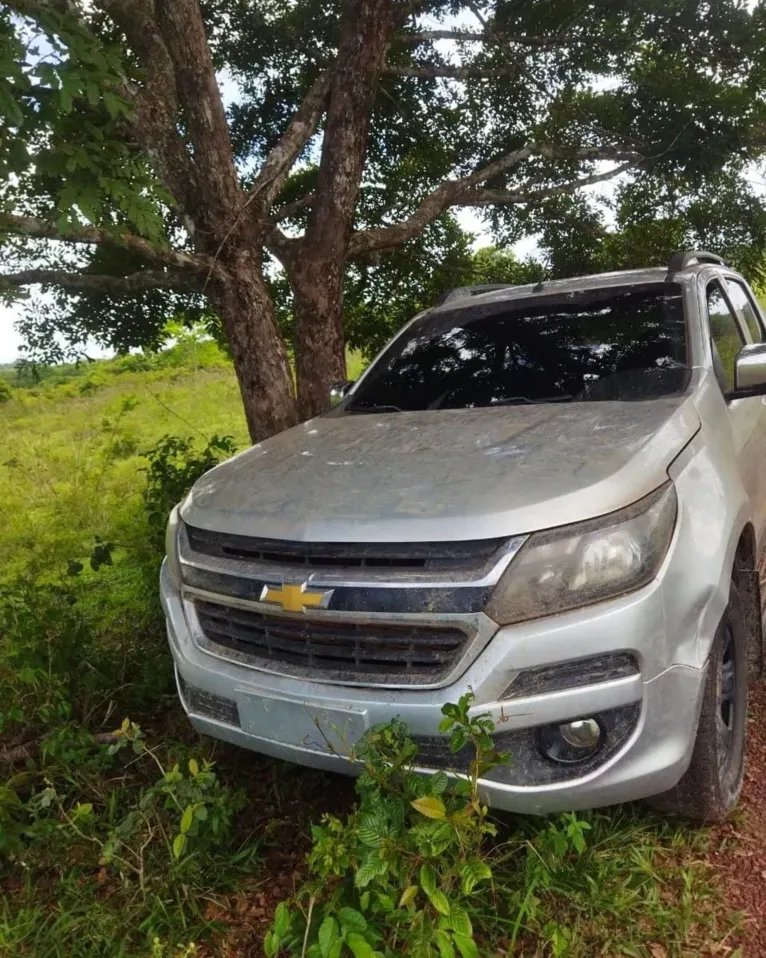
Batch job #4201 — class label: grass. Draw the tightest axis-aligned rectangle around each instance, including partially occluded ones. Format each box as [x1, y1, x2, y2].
[0, 340, 737, 958]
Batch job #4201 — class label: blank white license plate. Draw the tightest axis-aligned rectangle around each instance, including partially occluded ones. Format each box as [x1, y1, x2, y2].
[235, 689, 369, 756]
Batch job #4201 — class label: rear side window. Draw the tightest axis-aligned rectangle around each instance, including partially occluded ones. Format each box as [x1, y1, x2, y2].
[707, 284, 745, 392]
[725, 279, 764, 343]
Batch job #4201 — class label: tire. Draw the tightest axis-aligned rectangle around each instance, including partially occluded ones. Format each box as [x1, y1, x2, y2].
[648, 582, 747, 822]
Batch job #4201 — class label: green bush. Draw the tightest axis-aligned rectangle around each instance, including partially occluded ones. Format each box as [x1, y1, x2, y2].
[0, 379, 13, 403]
[265, 695, 591, 958]
[141, 434, 236, 547]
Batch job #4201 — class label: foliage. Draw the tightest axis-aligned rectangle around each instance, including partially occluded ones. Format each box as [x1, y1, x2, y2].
[265, 695, 583, 958]
[141, 433, 237, 547]
[5, 0, 766, 381]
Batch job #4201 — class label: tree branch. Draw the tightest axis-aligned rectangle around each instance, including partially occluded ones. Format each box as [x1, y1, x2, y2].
[0, 214, 215, 273]
[250, 72, 331, 210]
[154, 0, 242, 225]
[98, 0, 199, 222]
[349, 145, 641, 255]
[1, 269, 200, 295]
[349, 146, 533, 254]
[383, 63, 520, 80]
[303, 0, 403, 266]
[398, 29, 486, 42]
[461, 161, 636, 206]
[271, 192, 316, 223]
[398, 29, 566, 47]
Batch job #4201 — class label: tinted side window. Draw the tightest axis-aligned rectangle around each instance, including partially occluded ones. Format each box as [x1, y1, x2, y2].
[707, 284, 745, 392]
[725, 279, 764, 343]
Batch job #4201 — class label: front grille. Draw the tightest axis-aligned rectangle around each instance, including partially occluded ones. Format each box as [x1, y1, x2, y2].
[185, 525, 507, 572]
[193, 599, 467, 683]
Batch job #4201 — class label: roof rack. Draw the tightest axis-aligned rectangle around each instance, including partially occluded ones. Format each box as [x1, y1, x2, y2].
[435, 283, 516, 306]
[667, 250, 725, 272]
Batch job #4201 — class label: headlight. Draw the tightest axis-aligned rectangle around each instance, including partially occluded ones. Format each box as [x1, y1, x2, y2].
[165, 505, 183, 589]
[486, 483, 677, 626]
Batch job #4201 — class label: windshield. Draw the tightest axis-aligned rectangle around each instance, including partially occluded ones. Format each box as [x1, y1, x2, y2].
[346, 283, 689, 412]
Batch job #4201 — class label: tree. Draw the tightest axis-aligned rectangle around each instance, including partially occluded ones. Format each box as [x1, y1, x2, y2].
[2, 0, 766, 440]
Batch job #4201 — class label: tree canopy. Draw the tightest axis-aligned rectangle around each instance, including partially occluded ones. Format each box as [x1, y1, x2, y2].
[2, 0, 766, 438]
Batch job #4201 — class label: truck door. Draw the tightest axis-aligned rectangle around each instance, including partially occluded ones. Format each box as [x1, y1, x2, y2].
[706, 276, 766, 545]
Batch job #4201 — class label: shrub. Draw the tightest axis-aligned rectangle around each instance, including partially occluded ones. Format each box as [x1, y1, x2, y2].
[0, 378, 13, 403]
[265, 695, 516, 958]
[0, 579, 94, 738]
[141, 434, 236, 547]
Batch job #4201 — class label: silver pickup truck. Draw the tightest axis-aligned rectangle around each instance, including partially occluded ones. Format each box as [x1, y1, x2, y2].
[161, 250, 766, 821]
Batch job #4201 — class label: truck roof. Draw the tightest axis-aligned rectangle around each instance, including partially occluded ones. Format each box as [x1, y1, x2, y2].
[435, 250, 728, 312]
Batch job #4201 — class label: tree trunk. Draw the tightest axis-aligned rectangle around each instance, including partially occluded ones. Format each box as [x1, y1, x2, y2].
[209, 255, 298, 442]
[291, 259, 348, 420]
[285, 0, 398, 420]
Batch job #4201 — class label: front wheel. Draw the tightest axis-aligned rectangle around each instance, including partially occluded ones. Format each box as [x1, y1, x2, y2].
[648, 583, 747, 822]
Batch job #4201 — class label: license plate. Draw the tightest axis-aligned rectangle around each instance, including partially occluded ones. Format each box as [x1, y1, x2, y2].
[235, 689, 369, 756]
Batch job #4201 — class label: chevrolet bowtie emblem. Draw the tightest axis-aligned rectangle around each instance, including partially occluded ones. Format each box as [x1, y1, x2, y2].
[260, 582, 334, 613]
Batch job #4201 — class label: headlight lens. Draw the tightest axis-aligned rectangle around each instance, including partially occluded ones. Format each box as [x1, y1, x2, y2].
[486, 483, 677, 626]
[165, 505, 183, 589]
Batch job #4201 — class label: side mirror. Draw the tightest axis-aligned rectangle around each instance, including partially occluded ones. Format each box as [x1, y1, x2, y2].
[329, 379, 355, 407]
[733, 343, 766, 398]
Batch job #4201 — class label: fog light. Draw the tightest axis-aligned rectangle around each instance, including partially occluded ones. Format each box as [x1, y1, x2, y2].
[537, 717, 603, 764]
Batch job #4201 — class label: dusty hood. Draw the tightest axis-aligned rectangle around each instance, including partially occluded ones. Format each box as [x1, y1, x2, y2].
[181, 398, 700, 542]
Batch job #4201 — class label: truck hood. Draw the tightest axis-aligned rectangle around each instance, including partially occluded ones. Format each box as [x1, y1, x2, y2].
[181, 397, 700, 542]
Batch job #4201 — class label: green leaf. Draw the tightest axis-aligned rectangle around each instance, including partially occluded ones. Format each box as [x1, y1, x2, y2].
[411, 796, 446, 820]
[420, 864, 437, 898]
[375, 892, 395, 911]
[318, 916, 339, 958]
[398, 885, 419, 908]
[188, 758, 199, 776]
[430, 889, 451, 916]
[358, 814, 389, 848]
[346, 933, 375, 958]
[172, 833, 186, 859]
[438, 715, 455, 733]
[338, 907, 367, 934]
[180, 805, 194, 835]
[274, 902, 291, 938]
[355, 854, 389, 888]
[449, 907, 473, 938]
[453, 934, 478, 958]
[430, 771, 449, 795]
[460, 860, 492, 895]
[434, 931, 456, 958]
[419, 864, 450, 914]
[263, 931, 279, 958]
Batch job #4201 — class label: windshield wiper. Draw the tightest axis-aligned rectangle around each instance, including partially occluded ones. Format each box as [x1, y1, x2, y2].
[490, 394, 573, 406]
[347, 403, 403, 414]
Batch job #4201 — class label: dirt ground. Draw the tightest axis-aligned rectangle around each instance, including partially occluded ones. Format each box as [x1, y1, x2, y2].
[710, 678, 766, 956]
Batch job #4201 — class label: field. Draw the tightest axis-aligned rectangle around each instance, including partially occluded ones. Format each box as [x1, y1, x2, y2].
[0, 338, 743, 957]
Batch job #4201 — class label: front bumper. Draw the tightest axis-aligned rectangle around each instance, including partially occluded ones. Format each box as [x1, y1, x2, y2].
[161, 560, 708, 814]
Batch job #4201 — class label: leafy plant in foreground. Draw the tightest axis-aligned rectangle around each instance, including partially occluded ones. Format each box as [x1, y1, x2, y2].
[264, 695, 511, 958]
